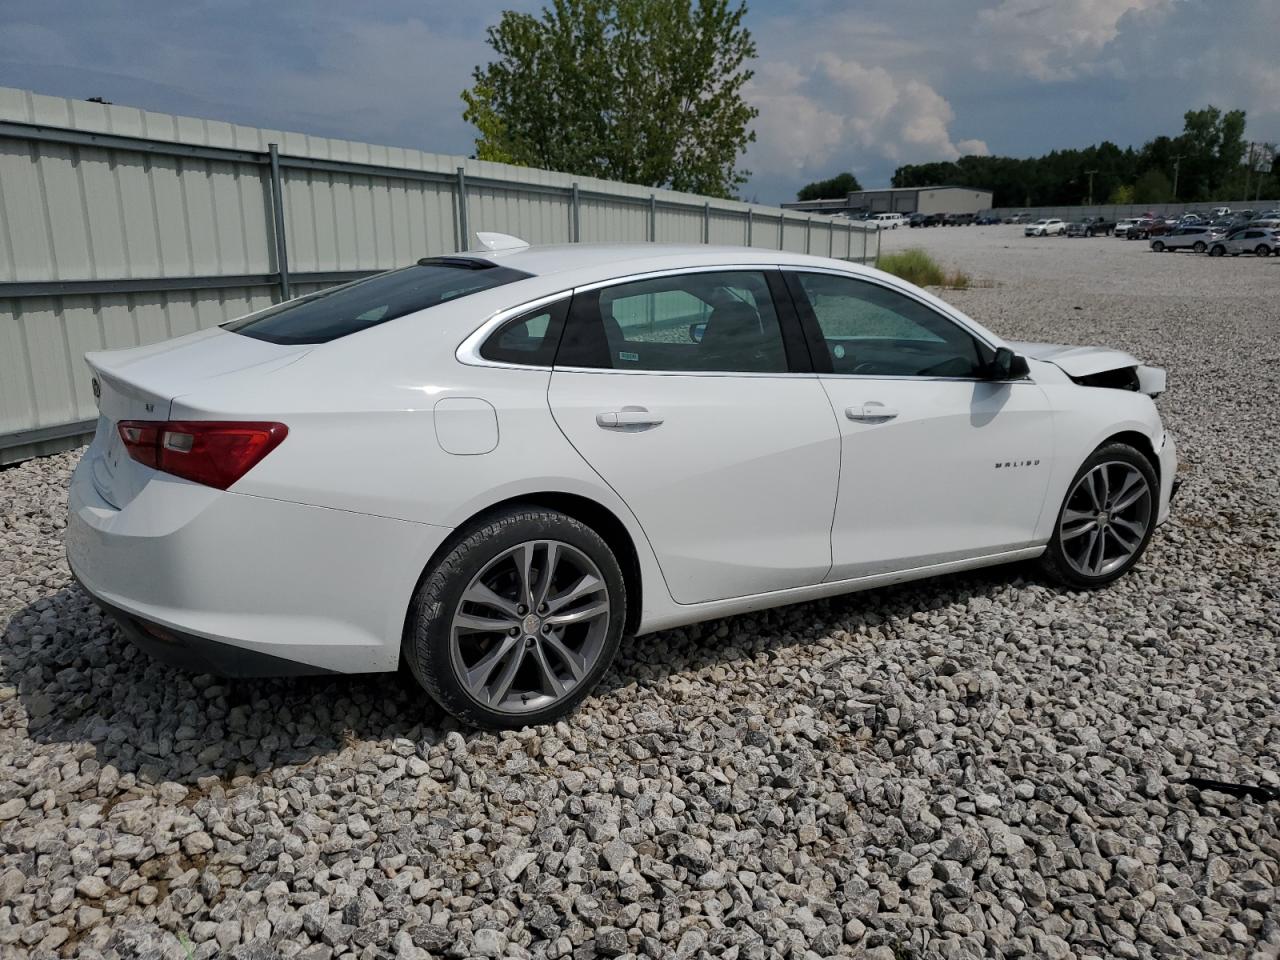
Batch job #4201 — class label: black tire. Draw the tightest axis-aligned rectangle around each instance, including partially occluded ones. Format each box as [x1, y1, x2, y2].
[1192, 241, 1206, 253]
[1255, 244, 1271, 257]
[1209, 245, 1225, 257]
[1151, 240, 1165, 252]
[405, 506, 627, 729]
[1037, 442, 1159, 589]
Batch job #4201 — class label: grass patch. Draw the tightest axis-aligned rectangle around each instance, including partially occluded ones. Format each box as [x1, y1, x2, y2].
[876, 247, 971, 289]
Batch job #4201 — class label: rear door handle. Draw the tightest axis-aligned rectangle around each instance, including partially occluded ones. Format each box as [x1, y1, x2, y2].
[596, 407, 664, 429]
[845, 402, 898, 423]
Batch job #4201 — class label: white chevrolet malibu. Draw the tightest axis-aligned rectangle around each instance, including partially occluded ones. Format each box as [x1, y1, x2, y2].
[68, 235, 1178, 728]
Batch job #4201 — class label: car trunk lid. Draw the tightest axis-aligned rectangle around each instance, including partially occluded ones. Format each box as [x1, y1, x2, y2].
[84, 328, 310, 508]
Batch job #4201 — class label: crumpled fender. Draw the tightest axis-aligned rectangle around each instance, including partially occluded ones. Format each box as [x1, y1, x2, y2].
[1007, 340, 1165, 397]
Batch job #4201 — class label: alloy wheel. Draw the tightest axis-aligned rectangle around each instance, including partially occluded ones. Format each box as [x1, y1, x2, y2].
[1059, 462, 1152, 578]
[449, 540, 611, 715]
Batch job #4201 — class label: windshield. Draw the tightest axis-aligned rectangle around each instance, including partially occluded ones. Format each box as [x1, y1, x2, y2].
[225, 259, 531, 344]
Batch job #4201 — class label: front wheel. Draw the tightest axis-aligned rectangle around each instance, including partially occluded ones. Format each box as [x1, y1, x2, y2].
[1209, 245, 1225, 257]
[1256, 244, 1272, 257]
[1038, 443, 1158, 589]
[1151, 241, 1165, 252]
[405, 507, 626, 728]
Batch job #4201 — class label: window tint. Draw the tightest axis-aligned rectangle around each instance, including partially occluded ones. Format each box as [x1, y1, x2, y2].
[558, 271, 790, 373]
[226, 259, 531, 344]
[479, 299, 568, 365]
[793, 272, 990, 378]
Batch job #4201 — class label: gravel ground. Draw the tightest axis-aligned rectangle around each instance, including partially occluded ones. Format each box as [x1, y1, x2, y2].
[2, 231, 1279, 960]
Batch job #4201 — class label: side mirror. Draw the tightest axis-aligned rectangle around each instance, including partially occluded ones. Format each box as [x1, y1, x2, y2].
[990, 346, 1030, 381]
[689, 321, 706, 344]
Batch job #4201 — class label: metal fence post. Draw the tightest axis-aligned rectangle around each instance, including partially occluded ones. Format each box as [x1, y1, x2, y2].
[456, 167, 470, 251]
[805, 217, 812, 254]
[746, 208, 753, 246]
[649, 193, 657, 242]
[267, 144, 291, 300]
[571, 183, 581, 242]
[703, 202, 711, 243]
[778, 214, 784, 249]
[828, 223, 834, 257]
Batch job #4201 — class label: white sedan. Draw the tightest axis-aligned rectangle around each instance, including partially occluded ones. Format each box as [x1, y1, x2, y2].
[68, 236, 1178, 728]
[1025, 218, 1066, 236]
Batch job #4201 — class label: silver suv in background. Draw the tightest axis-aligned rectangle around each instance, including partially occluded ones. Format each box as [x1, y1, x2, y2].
[1207, 228, 1279, 257]
[1150, 225, 1220, 253]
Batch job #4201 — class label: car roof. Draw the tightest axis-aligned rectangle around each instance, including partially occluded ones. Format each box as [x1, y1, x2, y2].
[462, 241, 863, 280]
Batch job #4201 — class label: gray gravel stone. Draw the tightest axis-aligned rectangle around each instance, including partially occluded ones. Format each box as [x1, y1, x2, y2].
[2, 230, 1278, 959]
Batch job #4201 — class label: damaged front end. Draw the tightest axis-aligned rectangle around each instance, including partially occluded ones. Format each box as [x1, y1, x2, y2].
[1007, 340, 1166, 398]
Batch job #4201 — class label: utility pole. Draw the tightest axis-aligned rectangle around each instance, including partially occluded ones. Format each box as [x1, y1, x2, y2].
[1244, 142, 1254, 202]
[1084, 169, 1099, 206]
[1171, 155, 1183, 200]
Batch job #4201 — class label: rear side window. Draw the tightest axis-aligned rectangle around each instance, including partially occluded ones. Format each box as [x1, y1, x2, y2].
[479, 299, 569, 365]
[556, 271, 792, 373]
[226, 259, 531, 344]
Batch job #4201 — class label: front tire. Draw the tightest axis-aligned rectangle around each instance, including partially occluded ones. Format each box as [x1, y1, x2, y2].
[405, 507, 626, 728]
[1256, 244, 1271, 257]
[1038, 443, 1158, 589]
[1151, 240, 1165, 252]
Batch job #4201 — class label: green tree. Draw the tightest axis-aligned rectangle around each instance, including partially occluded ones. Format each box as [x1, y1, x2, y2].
[1107, 184, 1135, 205]
[1172, 106, 1247, 199]
[1133, 168, 1173, 204]
[797, 172, 862, 201]
[463, 0, 758, 198]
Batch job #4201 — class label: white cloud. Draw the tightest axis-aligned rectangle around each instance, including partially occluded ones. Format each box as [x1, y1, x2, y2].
[976, 0, 1170, 80]
[744, 52, 985, 184]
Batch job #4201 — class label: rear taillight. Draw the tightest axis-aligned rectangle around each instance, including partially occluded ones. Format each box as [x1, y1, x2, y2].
[117, 420, 288, 489]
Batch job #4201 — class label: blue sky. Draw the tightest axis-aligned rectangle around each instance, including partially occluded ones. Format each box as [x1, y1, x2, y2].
[2, 0, 1277, 203]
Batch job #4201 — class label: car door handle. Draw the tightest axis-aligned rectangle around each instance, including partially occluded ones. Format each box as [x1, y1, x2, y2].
[596, 407, 664, 429]
[845, 402, 898, 423]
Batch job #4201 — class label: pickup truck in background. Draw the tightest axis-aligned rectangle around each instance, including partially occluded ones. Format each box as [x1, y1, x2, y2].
[1066, 216, 1116, 237]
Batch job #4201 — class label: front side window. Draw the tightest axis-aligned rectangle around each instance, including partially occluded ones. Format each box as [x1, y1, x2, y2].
[791, 272, 991, 378]
[557, 271, 790, 373]
[226, 258, 531, 344]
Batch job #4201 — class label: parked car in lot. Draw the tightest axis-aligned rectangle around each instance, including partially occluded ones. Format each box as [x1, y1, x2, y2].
[1128, 218, 1175, 240]
[1006, 213, 1033, 224]
[1150, 225, 1220, 253]
[1207, 227, 1279, 257]
[1066, 216, 1116, 237]
[66, 236, 1178, 727]
[871, 213, 907, 229]
[1114, 218, 1141, 238]
[1025, 218, 1066, 236]
[974, 214, 1003, 225]
[944, 212, 976, 226]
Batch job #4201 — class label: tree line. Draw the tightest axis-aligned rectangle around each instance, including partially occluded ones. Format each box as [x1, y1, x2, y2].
[888, 108, 1278, 208]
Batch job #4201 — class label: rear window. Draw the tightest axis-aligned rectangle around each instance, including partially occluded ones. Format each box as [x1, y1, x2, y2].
[225, 258, 531, 344]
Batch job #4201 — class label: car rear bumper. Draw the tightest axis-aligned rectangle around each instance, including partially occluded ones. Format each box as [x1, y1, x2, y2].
[66, 458, 450, 675]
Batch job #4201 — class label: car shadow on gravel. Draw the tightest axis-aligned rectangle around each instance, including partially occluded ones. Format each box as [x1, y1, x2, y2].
[7, 566, 1024, 785]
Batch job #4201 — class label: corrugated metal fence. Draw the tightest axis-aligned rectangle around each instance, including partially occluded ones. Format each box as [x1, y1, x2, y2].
[0, 86, 877, 463]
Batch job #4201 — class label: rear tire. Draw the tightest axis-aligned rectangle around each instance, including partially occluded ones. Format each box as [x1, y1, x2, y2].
[1209, 245, 1225, 257]
[405, 506, 626, 729]
[1256, 244, 1271, 257]
[1037, 443, 1158, 589]
[1151, 241, 1165, 252]
[1192, 241, 1206, 253]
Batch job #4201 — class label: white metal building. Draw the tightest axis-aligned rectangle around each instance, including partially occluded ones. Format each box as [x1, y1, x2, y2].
[784, 186, 994, 217]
